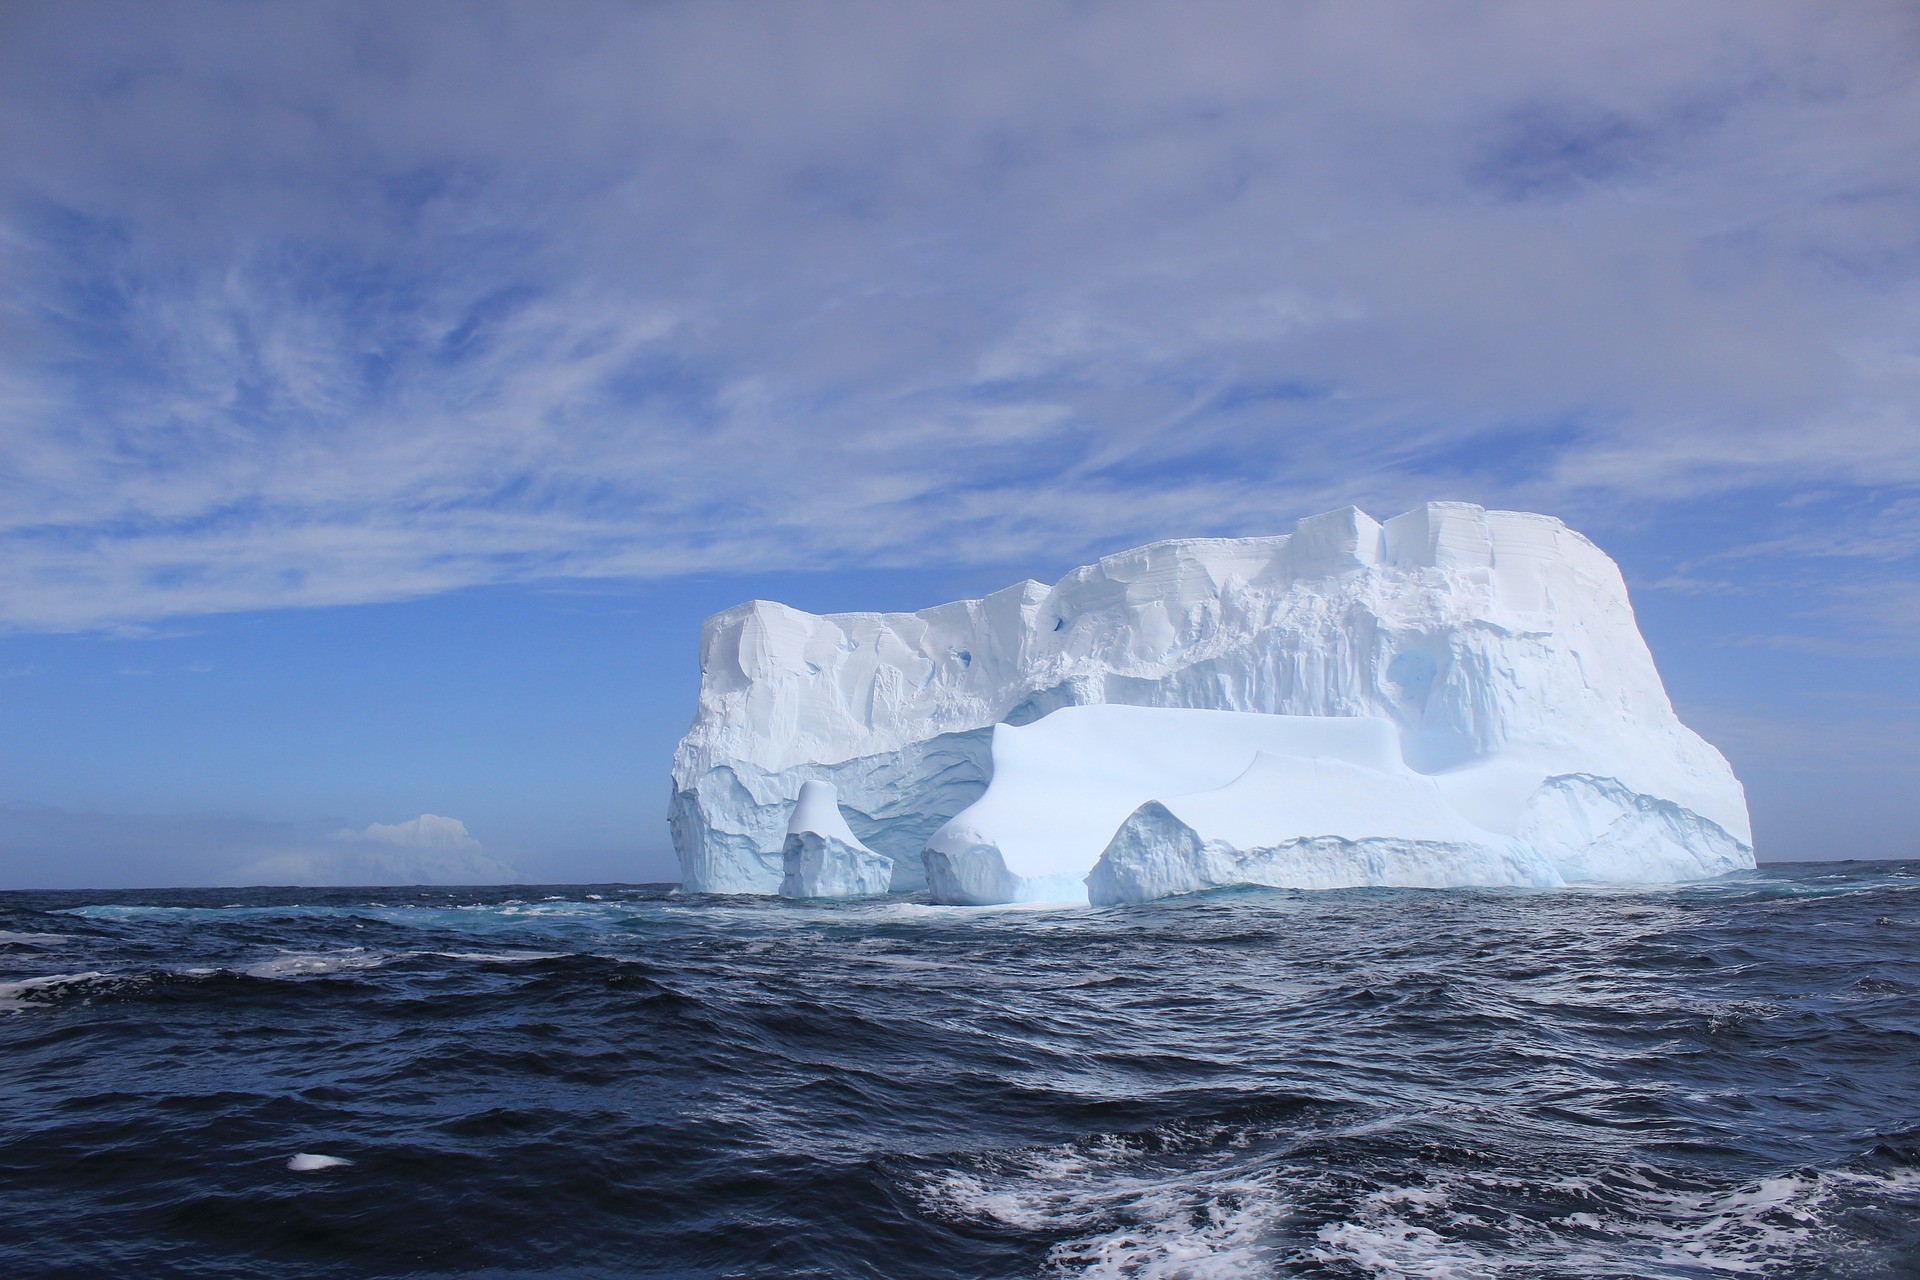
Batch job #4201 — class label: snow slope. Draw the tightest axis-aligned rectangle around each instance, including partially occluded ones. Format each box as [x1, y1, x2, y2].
[669, 501, 1751, 899]
[922, 707, 1465, 903]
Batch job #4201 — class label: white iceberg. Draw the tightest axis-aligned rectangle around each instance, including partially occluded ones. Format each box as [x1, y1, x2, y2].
[779, 780, 894, 899]
[669, 501, 1752, 901]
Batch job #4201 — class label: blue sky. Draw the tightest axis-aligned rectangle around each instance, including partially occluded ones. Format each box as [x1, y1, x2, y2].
[2, 2, 1917, 886]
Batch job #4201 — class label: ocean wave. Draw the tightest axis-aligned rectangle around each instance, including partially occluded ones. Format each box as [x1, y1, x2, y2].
[911, 1114, 1920, 1279]
[0, 946, 585, 1011]
[1304, 1163, 1920, 1279]
[239, 948, 391, 979]
[0, 970, 116, 1012]
[915, 1125, 1295, 1279]
[3, 860, 1915, 1277]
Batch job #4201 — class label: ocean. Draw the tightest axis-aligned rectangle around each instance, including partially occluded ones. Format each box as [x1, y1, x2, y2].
[2, 862, 1916, 1279]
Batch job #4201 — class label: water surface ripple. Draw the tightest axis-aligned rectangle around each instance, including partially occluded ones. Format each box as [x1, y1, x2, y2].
[2, 862, 1917, 1278]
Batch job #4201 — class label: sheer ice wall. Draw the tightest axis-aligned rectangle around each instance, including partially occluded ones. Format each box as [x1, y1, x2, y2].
[668, 502, 1750, 895]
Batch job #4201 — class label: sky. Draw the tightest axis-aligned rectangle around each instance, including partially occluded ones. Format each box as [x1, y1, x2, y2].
[2, 1, 1917, 887]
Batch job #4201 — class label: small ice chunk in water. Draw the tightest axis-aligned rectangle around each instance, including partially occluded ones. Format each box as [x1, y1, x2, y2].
[287, 1152, 353, 1172]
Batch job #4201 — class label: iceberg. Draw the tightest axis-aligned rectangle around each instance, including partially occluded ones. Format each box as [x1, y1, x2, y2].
[779, 781, 894, 899]
[669, 501, 1753, 901]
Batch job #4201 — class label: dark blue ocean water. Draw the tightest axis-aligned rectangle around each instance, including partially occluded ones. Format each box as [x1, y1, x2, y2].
[2, 862, 1917, 1279]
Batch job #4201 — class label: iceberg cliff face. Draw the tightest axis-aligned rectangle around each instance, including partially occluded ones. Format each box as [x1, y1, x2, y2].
[670, 501, 1752, 899]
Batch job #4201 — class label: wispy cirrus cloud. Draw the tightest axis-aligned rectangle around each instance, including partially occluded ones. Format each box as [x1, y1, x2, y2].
[1638, 493, 1920, 656]
[2, 1, 1918, 629]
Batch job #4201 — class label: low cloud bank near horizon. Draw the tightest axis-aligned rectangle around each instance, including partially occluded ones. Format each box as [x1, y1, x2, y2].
[0, 806, 520, 890]
[1, 1, 1916, 633]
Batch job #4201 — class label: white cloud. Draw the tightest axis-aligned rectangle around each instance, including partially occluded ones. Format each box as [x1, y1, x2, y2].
[265, 813, 516, 885]
[0, 805, 519, 889]
[1635, 493, 1920, 657]
[1, 2, 1917, 629]
[332, 814, 482, 852]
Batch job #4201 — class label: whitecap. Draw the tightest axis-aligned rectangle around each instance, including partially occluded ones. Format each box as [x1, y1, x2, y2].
[914, 1130, 1292, 1279]
[0, 971, 113, 1012]
[242, 949, 386, 979]
[916, 1118, 1920, 1280]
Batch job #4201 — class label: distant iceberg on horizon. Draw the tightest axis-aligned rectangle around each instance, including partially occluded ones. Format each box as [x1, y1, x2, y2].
[668, 502, 1753, 905]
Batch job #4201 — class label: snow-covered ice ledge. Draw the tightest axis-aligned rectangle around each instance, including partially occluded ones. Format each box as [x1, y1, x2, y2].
[668, 501, 1752, 902]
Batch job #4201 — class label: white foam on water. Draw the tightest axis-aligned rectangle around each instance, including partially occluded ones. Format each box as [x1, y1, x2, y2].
[1593, 1168, 1918, 1277]
[1306, 1179, 1503, 1280]
[365, 901, 626, 926]
[1313, 1225, 1492, 1280]
[0, 965, 258, 1013]
[55, 899, 660, 936]
[241, 949, 387, 979]
[914, 1122, 1920, 1280]
[286, 1153, 353, 1172]
[50, 893, 1102, 943]
[0, 971, 113, 1012]
[243, 946, 569, 976]
[0, 947, 599, 1013]
[1044, 1174, 1285, 1280]
[846, 900, 1094, 925]
[61, 904, 356, 921]
[1302, 1164, 1920, 1279]
[914, 1129, 1293, 1279]
[0, 930, 71, 944]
